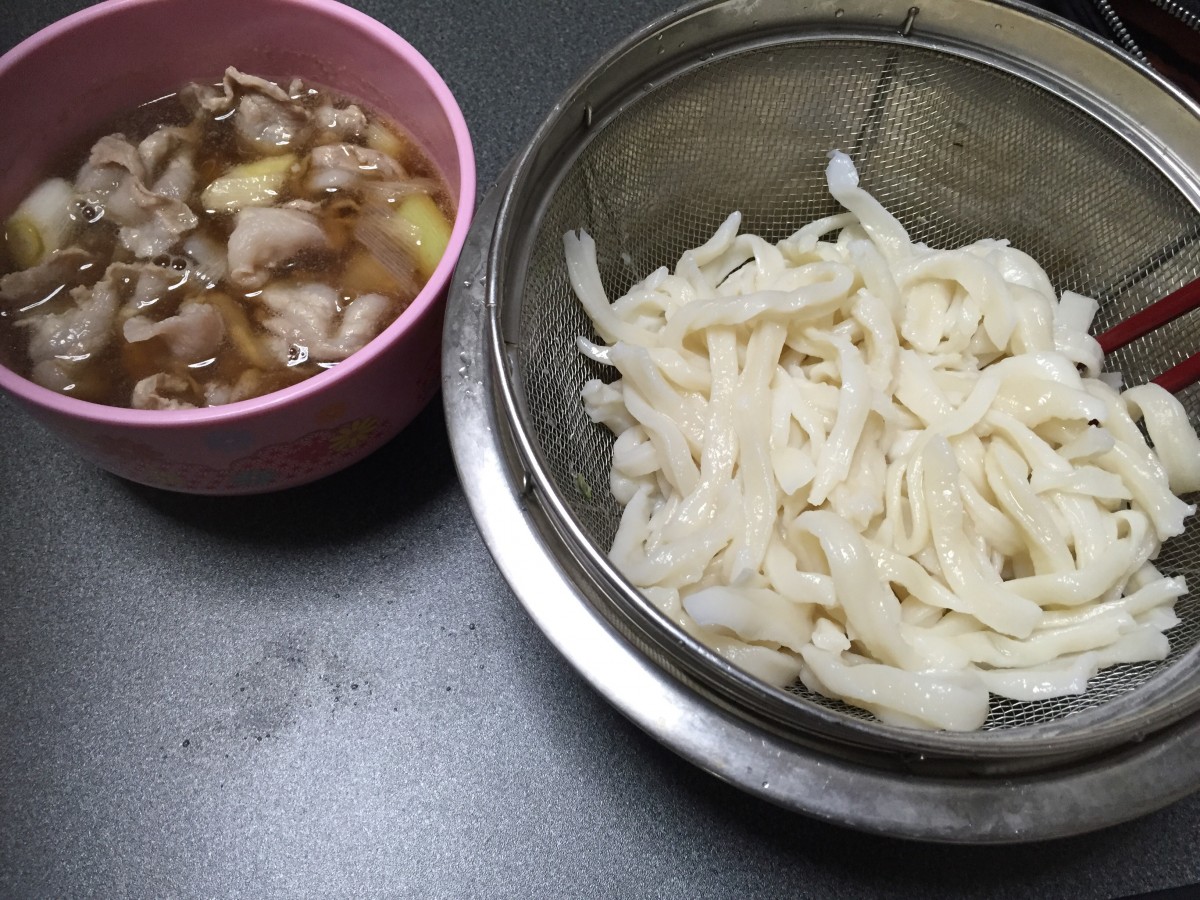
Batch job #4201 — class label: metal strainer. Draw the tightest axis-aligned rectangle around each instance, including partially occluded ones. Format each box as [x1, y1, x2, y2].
[446, 0, 1200, 840]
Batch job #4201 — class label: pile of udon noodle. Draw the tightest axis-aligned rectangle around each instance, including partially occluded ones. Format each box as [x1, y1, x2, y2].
[565, 151, 1200, 731]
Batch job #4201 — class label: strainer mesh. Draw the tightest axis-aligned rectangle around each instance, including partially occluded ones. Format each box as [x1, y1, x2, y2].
[513, 40, 1200, 731]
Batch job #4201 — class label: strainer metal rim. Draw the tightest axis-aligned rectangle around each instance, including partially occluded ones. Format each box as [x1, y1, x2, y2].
[483, 0, 1200, 764]
[444, 170, 1200, 843]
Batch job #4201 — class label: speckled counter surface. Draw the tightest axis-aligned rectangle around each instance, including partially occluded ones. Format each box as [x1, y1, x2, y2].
[2, 1, 1198, 898]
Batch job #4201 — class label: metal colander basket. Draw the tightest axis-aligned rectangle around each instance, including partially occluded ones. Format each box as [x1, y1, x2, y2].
[462, 0, 1200, 800]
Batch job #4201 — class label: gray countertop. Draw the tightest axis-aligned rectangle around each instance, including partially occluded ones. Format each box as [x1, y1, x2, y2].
[2, 1, 1198, 898]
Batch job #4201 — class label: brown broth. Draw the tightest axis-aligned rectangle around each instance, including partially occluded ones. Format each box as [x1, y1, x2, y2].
[0, 72, 455, 409]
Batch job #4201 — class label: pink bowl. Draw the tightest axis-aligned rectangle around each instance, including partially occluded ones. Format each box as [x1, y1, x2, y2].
[0, 0, 476, 494]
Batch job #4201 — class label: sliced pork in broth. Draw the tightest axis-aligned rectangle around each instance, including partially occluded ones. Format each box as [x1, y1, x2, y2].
[0, 67, 455, 409]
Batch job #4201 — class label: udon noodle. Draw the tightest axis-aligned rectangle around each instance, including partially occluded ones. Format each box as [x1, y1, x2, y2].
[564, 150, 1200, 731]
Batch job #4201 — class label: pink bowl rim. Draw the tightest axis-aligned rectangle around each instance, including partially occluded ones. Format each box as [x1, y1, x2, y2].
[0, 0, 476, 428]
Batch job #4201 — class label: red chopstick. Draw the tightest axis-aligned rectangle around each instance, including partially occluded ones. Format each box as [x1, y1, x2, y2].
[1096, 277, 1200, 354]
[1151, 350, 1200, 394]
[1094, 276, 1200, 393]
